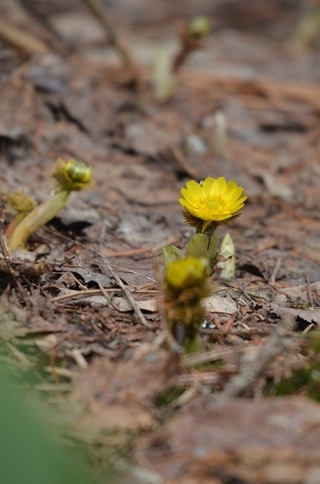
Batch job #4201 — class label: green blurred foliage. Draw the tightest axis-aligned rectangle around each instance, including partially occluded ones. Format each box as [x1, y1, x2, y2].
[274, 366, 320, 401]
[0, 364, 96, 484]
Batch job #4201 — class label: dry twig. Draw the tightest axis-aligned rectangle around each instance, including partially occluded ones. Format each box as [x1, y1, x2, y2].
[99, 227, 152, 328]
[215, 318, 297, 402]
[0, 18, 49, 55]
[80, 0, 139, 84]
[17, 0, 69, 52]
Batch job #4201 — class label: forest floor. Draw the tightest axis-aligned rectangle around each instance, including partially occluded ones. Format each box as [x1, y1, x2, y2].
[0, 1, 320, 483]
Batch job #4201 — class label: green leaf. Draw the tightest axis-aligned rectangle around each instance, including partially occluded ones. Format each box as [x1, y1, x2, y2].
[163, 245, 184, 266]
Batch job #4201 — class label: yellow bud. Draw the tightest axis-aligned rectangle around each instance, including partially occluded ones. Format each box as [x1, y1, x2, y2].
[165, 256, 210, 290]
[188, 16, 211, 39]
[65, 159, 92, 184]
[52, 158, 93, 192]
[7, 191, 36, 213]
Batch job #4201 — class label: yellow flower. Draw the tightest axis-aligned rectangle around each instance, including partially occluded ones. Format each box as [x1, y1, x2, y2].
[179, 177, 247, 232]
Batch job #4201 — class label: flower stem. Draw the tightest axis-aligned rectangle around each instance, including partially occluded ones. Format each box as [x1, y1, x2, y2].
[8, 191, 69, 252]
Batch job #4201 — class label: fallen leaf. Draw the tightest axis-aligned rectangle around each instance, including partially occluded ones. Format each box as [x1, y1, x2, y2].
[203, 294, 238, 314]
[112, 297, 157, 313]
[268, 303, 320, 325]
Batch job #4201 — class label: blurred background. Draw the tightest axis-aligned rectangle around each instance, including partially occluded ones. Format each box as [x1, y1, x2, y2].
[0, 0, 319, 82]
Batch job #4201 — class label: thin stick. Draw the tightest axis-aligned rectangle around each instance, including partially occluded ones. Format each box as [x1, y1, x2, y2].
[99, 227, 152, 328]
[47, 227, 157, 283]
[17, 0, 69, 52]
[68, 348, 89, 369]
[80, 0, 139, 84]
[0, 18, 48, 55]
[269, 256, 283, 284]
[0, 218, 14, 276]
[182, 345, 249, 368]
[306, 277, 314, 306]
[215, 318, 296, 402]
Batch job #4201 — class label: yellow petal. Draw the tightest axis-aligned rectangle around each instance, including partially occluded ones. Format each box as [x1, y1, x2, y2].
[186, 180, 203, 197]
[226, 180, 237, 191]
[211, 177, 227, 196]
[202, 177, 215, 194]
[230, 195, 247, 208]
[178, 198, 189, 208]
[180, 187, 197, 204]
[225, 187, 244, 203]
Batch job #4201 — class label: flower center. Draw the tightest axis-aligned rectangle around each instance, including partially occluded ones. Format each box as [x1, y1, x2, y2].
[205, 198, 221, 211]
[204, 195, 228, 214]
[191, 195, 230, 221]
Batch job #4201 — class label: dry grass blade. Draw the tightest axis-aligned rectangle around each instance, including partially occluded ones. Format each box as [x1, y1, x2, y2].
[98, 249, 153, 329]
[0, 18, 49, 54]
[182, 346, 247, 368]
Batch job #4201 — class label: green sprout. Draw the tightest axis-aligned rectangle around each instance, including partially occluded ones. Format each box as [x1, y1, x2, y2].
[290, 5, 320, 49]
[153, 16, 211, 102]
[187, 16, 211, 39]
[217, 233, 236, 279]
[7, 158, 93, 252]
[163, 233, 217, 270]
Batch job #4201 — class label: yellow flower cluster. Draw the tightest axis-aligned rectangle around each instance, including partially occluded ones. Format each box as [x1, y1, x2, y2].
[162, 175, 247, 353]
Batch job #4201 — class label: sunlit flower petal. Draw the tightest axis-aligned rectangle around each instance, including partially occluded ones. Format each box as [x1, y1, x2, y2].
[211, 177, 226, 196]
[180, 187, 196, 204]
[186, 180, 203, 197]
[225, 187, 244, 204]
[202, 177, 214, 192]
[226, 180, 237, 191]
